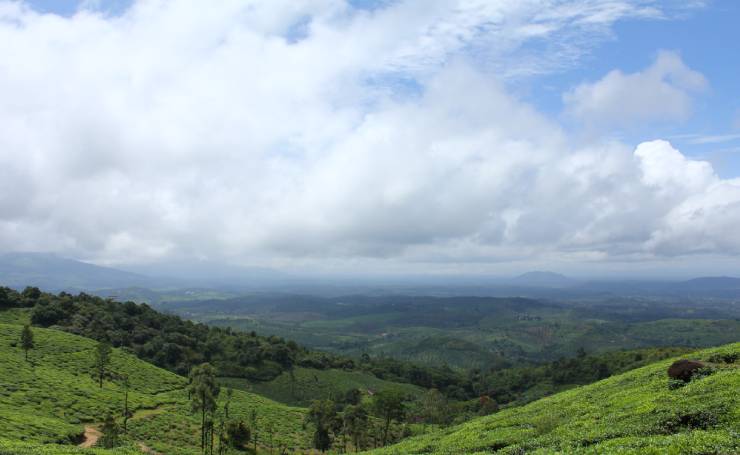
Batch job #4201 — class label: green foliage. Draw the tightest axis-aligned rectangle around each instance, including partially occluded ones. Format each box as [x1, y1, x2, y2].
[305, 399, 339, 451]
[93, 341, 112, 388]
[415, 389, 451, 425]
[18, 288, 344, 381]
[367, 343, 740, 454]
[342, 404, 369, 451]
[225, 420, 250, 448]
[189, 294, 740, 371]
[0, 439, 139, 454]
[98, 414, 121, 449]
[0, 321, 313, 454]
[474, 346, 692, 408]
[231, 366, 423, 407]
[20, 324, 34, 360]
[372, 390, 407, 446]
[189, 363, 220, 452]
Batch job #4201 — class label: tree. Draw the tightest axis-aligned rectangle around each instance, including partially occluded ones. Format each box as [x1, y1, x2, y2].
[0, 287, 9, 308]
[217, 388, 233, 455]
[189, 363, 220, 454]
[342, 404, 368, 452]
[99, 413, 121, 448]
[121, 374, 131, 433]
[305, 399, 338, 452]
[226, 420, 250, 449]
[93, 341, 112, 388]
[419, 388, 451, 425]
[478, 394, 498, 416]
[21, 286, 41, 301]
[265, 422, 275, 454]
[20, 325, 34, 361]
[371, 390, 406, 446]
[250, 408, 259, 453]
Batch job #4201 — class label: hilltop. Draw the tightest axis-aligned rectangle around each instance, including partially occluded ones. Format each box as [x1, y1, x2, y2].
[366, 342, 740, 454]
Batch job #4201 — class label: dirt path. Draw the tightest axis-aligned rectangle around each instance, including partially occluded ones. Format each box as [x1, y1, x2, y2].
[138, 442, 162, 454]
[78, 425, 102, 448]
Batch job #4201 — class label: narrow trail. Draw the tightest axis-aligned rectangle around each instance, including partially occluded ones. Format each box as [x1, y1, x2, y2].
[78, 425, 101, 448]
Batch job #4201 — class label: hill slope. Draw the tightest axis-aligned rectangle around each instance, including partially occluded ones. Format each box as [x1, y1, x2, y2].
[0, 252, 157, 291]
[0, 322, 311, 454]
[367, 343, 740, 454]
[223, 366, 424, 407]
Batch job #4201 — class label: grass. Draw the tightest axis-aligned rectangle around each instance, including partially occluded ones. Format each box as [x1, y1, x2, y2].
[0, 308, 30, 325]
[366, 342, 740, 454]
[222, 366, 424, 407]
[0, 439, 140, 455]
[0, 321, 312, 454]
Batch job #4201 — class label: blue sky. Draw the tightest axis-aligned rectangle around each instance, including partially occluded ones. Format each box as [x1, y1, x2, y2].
[24, 0, 740, 177]
[3, 0, 740, 275]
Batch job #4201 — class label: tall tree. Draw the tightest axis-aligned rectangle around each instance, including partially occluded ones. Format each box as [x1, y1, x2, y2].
[419, 388, 451, 425]
[99, 413, 121, 448]
[93, 341, 112, 388]
[342, 404, 368, 452]
[305, 399, 338, 452]
[189, 363, 220, 454]
[20, 324, 34, 361]
[121, 374, 131, 433]
[250, 408, 259, 453]
[372, 390, 406, 446]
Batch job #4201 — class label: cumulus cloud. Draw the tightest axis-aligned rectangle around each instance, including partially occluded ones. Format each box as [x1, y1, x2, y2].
[0, 0, 738, 270]
[563, 51, 707, 128]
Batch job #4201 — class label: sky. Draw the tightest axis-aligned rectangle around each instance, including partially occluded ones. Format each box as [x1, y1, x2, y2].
[1, 0, 740, 278]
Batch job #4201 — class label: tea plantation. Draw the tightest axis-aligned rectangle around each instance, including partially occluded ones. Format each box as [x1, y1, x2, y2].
[223, 366, 423, 407]
[366, 343, 740, 454]
[0, 322, 311, 454]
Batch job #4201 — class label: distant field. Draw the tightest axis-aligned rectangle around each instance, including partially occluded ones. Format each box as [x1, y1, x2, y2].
[164, 294, 740, 370]
[221, 366, 424, 407]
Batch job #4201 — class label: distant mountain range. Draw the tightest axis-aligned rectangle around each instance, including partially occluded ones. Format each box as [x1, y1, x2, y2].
[511, 271, 574, 287]
[0, 252, 286, 292]
[2, 253, 740, 299]
[0, 252, 157, 291]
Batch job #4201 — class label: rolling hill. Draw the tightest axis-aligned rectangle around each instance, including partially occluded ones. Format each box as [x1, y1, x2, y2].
[366, 342, 740, 454]
[0, 321, 312, 454]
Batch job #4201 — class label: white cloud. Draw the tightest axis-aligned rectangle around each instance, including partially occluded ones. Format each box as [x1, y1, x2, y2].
[563, 50, 707, 128]
[1, 0, 738, 271]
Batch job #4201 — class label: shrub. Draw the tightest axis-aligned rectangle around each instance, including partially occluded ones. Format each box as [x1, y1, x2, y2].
[708, 352, 738, 364]
[226, 420, 251, 448]
[667, 359, 705, 382]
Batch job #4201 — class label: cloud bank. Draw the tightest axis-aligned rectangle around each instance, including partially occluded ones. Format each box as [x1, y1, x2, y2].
[0, 0, 738, 271]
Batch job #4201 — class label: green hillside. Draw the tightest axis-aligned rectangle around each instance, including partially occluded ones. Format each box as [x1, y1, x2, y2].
[366, 343, 740, 454]
[222, 366, 424, 407]
[0, 322, 311, 454]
